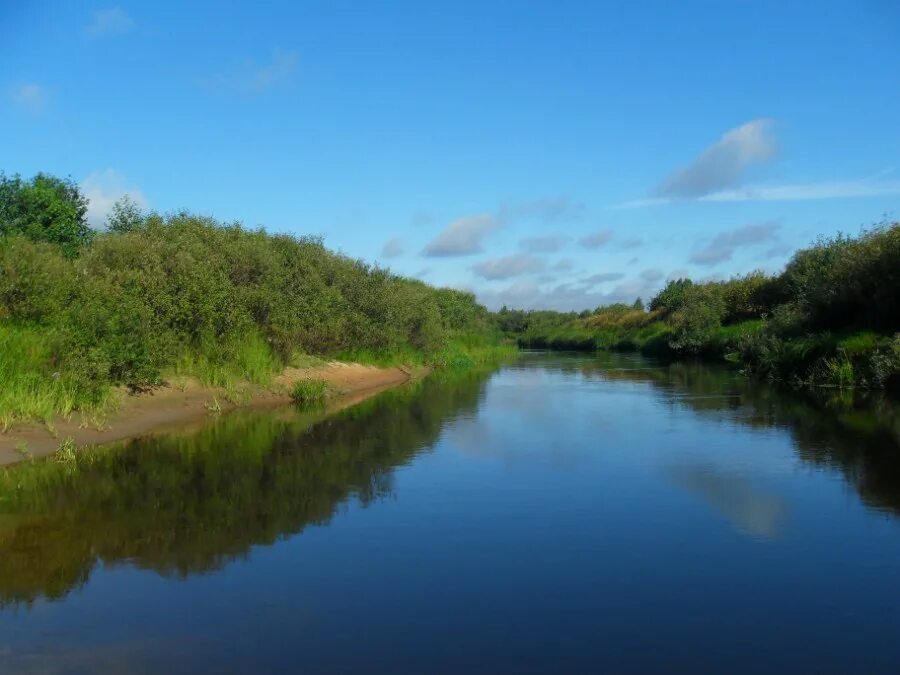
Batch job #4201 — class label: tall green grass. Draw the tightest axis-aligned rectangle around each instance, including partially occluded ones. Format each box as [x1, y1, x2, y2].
[0, 325, 114, 429]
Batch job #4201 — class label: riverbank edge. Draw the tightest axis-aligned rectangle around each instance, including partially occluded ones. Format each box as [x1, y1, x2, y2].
[0, 361, 428, 466]
[516, 324, 900, 392]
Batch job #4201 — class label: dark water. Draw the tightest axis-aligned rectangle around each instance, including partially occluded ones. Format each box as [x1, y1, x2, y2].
[2, 352, 900, 674]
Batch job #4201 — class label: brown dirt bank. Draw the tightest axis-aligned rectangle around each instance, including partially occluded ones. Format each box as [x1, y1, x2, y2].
[0, 362, 426, 466]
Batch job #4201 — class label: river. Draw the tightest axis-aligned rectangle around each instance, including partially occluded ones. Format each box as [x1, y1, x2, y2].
[1, 352, 900, 673]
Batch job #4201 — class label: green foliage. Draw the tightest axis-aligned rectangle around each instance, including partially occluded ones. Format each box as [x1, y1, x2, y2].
[504, 221, 900, 389]
[54, 438, 78, 464]
[782, 223, 900, 332]
[494, 307, 579, 336]
[0, 176, 505, 425]
[105, 195, 145, 233]
[0, 173, 92, 256]
[0, 324, 113, 430]
[649, 278, 694, 312]
[819, 356, 855, 389]
[426, 337, 518, 370]
[668, 285, 726, 354]
[290, 379, 329, 405]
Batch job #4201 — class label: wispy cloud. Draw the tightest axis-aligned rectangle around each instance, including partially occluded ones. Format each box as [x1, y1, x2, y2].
[11, 83, 45, 112]
[472, 254, 544, 280]
[578, 229, 614, 249]
[381, 237, 404, 258]
[498, 197, 586, 224]
[204, 50, 298, 94]
[640, 268, 664, 283]
[252, 50, 298, 91]
[618, 236, 644, 249]
[656, 118, 777, 199]
[580, 272, 624, 286]
[689, 221, 780, 266]
[477, 277, 658, 312]
[422, 215, 498, 257]
[86, 7, 134, 37]
[411, 211, 435, 226]
[518, 235, 568, 253]
[418, 195, 584, 259]
[81, 170, 147, 228]
[691, 177, 900, 203]
[618, 177, 900, 208]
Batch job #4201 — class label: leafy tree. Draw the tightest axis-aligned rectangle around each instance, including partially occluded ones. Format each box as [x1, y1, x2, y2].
[0, 172, 92, 255]
[106, 195, 145, 234]
[669, 285, 725, 353]
[632, 297, 644, 310]
[649, 278, 693, 312]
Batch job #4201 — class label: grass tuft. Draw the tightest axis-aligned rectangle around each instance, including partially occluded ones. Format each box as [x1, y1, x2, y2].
[290, 379, 329, 406]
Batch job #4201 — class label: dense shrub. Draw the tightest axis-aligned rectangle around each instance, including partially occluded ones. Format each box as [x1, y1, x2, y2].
[649, 278, 693, 313]
[0, 204, 502, 422]
[782, 224, 900, 332]
[669, 285, 726, 354]
[502, 221, 900, 389]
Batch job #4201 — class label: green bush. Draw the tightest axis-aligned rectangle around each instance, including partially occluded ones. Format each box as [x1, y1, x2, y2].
[649, 278, 693, 313]
[498, 221, 900, 389]
[668, 285, 726, 354]
[0, 183, 505, 424]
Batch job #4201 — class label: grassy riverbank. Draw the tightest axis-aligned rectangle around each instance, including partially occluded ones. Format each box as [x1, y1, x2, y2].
[0, 172, 513, 429]
[502, 221, 900, 390]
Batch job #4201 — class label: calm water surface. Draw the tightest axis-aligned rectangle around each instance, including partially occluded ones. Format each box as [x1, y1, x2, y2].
[2, 352, 900, 673]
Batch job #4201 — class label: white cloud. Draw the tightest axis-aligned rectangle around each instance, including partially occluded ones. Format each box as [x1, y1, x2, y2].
[518, 235, 568, 253]
[656, 118, 777, 199]
[81, 170, 148, 228]
[11, 84, 45, 112]
[689, 221, 780, 266]
[472, 254, 544, 280]
[381, 237, 404, 258]
[86, 7, 135, 37]
[579, 229, 614, 249]
[422, 214, 498, 257]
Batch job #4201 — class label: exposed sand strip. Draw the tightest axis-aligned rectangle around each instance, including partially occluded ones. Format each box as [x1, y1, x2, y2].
[0, 362, 424, 466]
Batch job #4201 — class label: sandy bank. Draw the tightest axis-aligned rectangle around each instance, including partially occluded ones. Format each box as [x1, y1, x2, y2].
[0, 362, 424, 466]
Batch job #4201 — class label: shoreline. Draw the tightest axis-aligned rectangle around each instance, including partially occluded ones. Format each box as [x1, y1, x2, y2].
[0, 361, 426, 467]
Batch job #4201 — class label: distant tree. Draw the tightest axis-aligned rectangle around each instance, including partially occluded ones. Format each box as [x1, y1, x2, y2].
[0, 172, 92, 255]
[632, 297, 644, 310]
[669, 285, 726, 353]
[649, 278, 693, 312]
[106, 195, 144, 233]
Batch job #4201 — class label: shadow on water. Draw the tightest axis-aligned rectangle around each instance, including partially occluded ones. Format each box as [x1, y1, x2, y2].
[0, 370, 492, 606]
[521, 350, 900, 517]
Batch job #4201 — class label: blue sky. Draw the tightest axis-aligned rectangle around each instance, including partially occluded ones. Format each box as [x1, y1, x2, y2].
[3, 1, 899, 310]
